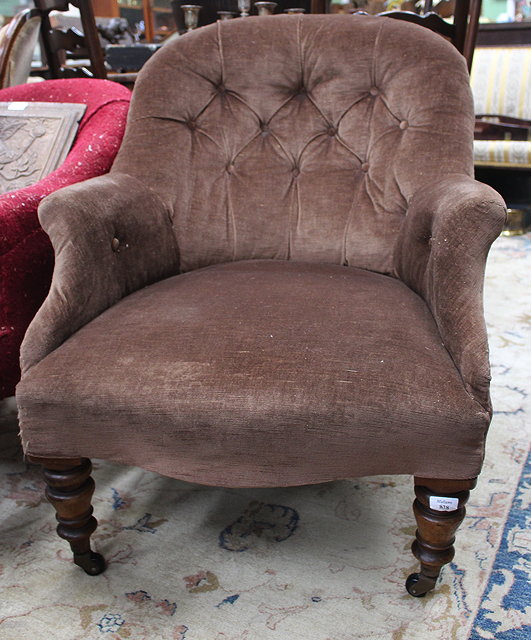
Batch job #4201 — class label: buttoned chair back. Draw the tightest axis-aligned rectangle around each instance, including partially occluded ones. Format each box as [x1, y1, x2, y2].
[113, 15, 473, 275]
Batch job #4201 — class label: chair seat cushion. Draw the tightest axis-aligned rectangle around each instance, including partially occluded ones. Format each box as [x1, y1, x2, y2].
[17, 260, 489, 486]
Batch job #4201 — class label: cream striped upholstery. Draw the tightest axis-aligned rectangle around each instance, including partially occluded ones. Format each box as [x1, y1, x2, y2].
[470, 47, 531, 168]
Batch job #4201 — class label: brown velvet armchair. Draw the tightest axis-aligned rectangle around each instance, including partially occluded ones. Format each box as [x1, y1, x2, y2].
[16, 14, 506, 597]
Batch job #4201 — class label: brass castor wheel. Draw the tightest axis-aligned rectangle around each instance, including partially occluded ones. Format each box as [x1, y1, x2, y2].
[74, 551, 106, 576]
[405, 572, 437, 597]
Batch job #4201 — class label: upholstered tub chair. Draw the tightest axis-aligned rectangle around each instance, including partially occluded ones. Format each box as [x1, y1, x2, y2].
[0, 79, 131, 399]
[16, 15, 506, 597]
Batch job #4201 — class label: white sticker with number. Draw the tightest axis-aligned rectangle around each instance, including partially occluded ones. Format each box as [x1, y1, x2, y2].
[7, 102, 29, 111]
[429, 496, 459, 512]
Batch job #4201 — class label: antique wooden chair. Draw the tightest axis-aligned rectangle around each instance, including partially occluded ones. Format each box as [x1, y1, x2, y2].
[33, 0, 107, 79]
[374, 0, 483, 70]
[16, 15, 505, 597]
[311, 0, 482, 70]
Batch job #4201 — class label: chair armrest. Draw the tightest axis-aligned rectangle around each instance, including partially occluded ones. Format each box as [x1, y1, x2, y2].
[20, 172, 180, 374]
[393, 175, 506, 413]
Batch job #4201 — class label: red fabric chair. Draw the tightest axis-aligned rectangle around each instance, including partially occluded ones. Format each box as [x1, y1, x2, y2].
[0, 78, 130, 398]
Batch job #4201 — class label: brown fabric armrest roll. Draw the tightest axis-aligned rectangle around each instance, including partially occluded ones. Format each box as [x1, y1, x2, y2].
[393, 175, 506, 414]
[20, 173, 180, 375]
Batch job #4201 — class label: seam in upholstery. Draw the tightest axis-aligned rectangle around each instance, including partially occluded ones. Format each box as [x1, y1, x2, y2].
[297, 131, 329, 165]
[225, 91, 261, 125]
[195, 127, 223, 150]
[231, 131, 262, 165]
[334, 135, 363, 165]
[178, 130, 199, 263]
[306, 92, 333, 129]
[77, 98, 130, 134]
[289, 7, 301, 262]
[297, 14, 304, 86]
[130, 114, 188, 124]
[337, 94, 373, 128]
[378, 95, 402, 125]
[342, 22, 391, 267]
[194, 91, 219, 122]
[265, 92, 304, 128]
[217, 19, 225, 85]
[226, 170, 237, 261]
[369, 125, 401, 153]
[371, 20, 386, 88]
[268, 131, 294, 165]
[216, 26, 237, 260]
[341, 183, 360, 267]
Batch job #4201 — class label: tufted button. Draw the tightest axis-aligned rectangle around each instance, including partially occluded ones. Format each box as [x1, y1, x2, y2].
[216, 84, 226, 95]
[327, 126, 337, 137]
[296, 85, 307, 95]
[226, 161, 234, 174]
[292, 166, 300, 177]
[361, 162, 369, 172]
[369, 87, 379, 96]
[111, 237, 120, 252]
[260, 122, 270, 136]
[187, 119, 197, 131]
[399, 120, 409, 130]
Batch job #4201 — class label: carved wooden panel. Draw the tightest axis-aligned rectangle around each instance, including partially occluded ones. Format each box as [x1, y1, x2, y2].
[0, 101, 85, 193]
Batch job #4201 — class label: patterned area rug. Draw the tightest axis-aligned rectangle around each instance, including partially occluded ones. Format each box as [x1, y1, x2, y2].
[0, 234, 529, 640]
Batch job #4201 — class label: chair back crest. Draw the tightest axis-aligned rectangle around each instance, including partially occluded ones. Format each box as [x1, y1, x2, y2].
[114, 14, 474, 273]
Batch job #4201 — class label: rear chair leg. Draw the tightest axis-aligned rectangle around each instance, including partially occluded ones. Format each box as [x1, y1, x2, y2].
[406, 477, 476, 597]
[28, 456, 105, 575]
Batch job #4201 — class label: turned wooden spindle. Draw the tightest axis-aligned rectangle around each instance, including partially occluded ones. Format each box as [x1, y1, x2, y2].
[406, 477, 476, 596]
[28, 456, 105, 575]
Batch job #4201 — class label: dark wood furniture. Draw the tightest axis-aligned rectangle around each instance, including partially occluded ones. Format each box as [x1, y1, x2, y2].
[343, 0, 482, 70]
[477, 21, 531, 46]
[93, 0, 178, 42]
[475, 115, 531, 142]
[381, 0, 481, 69]
[34, 0, 107, 79]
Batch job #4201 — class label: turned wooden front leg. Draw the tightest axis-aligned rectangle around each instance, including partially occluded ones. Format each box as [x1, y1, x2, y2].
[28, 456, 106, 575]
[406, 477, 476, 597]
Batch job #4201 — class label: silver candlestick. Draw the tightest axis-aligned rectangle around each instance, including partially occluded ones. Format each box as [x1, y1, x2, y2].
[181, 5, 201, 31]
[255, 1, 277, 14]
[217, 10, 236, 19]
[238, 0, 252, 17]
[284, 7, 305, 13]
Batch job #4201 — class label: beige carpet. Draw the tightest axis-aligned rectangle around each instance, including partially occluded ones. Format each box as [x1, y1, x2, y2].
[0, 234, 529, 640]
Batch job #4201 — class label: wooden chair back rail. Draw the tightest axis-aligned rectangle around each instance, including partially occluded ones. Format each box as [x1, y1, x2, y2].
[376, 11, 455, 40]
[462, 0, 481, 69]
[318, 0, 481, 71]
[34, 0, 106, 79]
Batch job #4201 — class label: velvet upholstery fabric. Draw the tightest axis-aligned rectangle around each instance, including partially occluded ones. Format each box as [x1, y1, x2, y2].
[18, 261, 491, 484]
[0, 79, 131, 398]
[17, 15, 506, 486]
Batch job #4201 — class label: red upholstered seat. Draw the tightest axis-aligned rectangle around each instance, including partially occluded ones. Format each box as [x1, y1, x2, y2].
[0, 78, 130, 398]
